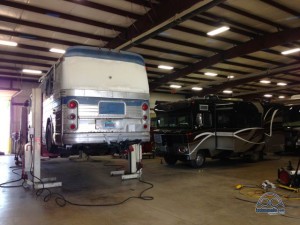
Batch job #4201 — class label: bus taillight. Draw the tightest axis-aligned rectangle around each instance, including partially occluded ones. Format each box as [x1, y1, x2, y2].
[70, 124, 77, 130]
[142, 103, 148, 111]
[69, 113, 76, 120]
[143, 115, 148, 120]
[143, 124, 148, 129]
[68, 100, 77, 109]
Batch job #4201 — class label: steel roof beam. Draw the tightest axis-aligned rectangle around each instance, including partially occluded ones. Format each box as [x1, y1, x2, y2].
[0, 29, 92, 47]
[105, 0, 226, 50]
[0, 50, 56, 61]
[64, 0, 140, 20]
[153, 35, 222, 53]
[200, 62, 300, 95]
[0, 15, 111, 42]
[0, 1, 124, 32]
[124, 0, 157, 8]
[0, 58, 50, 68]
[0, 72, 40, 81]
[150, 27, 300, 90]
[201, 10, 300, 59]
[218, 3, 288, 30]
[260, 0, 300, 17]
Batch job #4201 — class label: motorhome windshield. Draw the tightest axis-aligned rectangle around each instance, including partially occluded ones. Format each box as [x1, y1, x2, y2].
[156, 112, 192, 129]
[283, 105, 300, 126]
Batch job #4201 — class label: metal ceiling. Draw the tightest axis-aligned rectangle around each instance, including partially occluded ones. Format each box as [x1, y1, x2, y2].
[0, 0, 300, 100]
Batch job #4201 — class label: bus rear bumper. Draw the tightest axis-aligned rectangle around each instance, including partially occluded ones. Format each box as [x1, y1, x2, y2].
[56, 132, 150, 146]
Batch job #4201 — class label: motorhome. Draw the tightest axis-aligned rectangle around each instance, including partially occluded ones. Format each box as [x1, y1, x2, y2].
[40, 46, 150, 154]
[264, 95, 300, 153]
[153, 96, 265, 168]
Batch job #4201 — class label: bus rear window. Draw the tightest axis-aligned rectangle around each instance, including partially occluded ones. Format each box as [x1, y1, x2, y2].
[99, 101, 125, 115]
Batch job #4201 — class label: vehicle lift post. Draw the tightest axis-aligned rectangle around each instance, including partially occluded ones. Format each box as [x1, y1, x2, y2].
[24, 88, 62, 189]
[111, 143, 143, 180]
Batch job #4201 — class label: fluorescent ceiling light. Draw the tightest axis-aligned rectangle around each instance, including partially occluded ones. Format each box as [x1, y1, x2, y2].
[278, 96, 285, 99]
[192, 87, 203, 91]
[207, 26, 230, 36]
[260, 80, 271, 84]
[264, 94, 272, 98]
[22, 69, 42, 75]
[227, 75, 234, 79]
[170, 84, 181, 89]
[158, 65, 174, 70]
[0, 40, 18, 47]
[223, 90, 232, 94]
[50, 48, 66, 54]
[277, 82, 287, 86]
[281, 48, 300, 55]
[204, 72, 218, 76]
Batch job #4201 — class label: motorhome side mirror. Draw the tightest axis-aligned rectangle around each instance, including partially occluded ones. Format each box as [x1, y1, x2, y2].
[196, 113, 203, 127]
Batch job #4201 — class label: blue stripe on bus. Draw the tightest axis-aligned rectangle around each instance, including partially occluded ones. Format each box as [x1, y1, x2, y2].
[62, 96, 148, 106]
[64, 46, 145, 66]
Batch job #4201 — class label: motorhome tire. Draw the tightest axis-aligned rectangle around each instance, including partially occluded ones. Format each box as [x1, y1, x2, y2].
[46, 122, 58, 153]
[164, 155, 177, 165]
[248, 150, 263, 162]
[191, 151, 206, 168]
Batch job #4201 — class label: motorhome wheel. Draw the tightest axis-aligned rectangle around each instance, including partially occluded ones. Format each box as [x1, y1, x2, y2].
[191, 151, 206, 168]
[248, 150, 263, 162]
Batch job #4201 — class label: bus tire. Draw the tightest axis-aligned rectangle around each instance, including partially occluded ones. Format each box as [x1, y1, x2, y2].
[164, 154, 177, 165]
[191, 151, 206, 168]
[46, 122, 58, 153]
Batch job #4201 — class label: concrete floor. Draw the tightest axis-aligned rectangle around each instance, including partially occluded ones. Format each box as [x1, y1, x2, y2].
[1, 154, 300, 225]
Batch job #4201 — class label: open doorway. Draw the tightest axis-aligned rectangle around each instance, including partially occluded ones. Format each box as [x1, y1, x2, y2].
[0, 97, 10, 154]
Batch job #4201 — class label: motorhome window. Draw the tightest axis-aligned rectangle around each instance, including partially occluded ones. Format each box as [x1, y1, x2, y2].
[283, 106, 300, 126]
[157, 113, 191, 128]
[196, 112, 212, 128]
[271, 110, 283, 129]
[216, 110, 234, 128]
[203, 112, 212, 127]
[196, 113, 203, 127]
[236, 103, 262, 128]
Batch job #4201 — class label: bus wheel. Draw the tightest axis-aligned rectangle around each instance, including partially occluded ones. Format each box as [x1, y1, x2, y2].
[46, 123, 58, 153]
[164, 154, 177, 165]
[191, 151, 206, 168]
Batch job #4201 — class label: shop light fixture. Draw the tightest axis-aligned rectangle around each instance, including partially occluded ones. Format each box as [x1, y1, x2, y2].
[207, 26, 230, 36]
[264, 94, 272, 98]
[277, 82, 287, 86]
[227, 75, 234, 79]
[260, 80, 271, 84]
[223, 90, 233, 94]
[0, 40, 18, 47]
[170, 84, 181, 89]
[158, 65, 174, 70]
[278, 96, 285, 99]
[281, 48, 300, 55]
[22, 69, 42, 74]
[204, 72, 218, 76]
[50, 48, 66, 54]
[192, 87, 203, 91]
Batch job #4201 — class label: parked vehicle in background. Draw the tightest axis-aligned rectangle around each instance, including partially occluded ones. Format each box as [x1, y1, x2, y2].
[153, 95, 265, 168]
[39, 46, 150, 155]
[264, 95, 300, 153]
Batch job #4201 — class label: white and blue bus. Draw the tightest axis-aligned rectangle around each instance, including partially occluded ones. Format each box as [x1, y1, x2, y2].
[40, 46, 150, 154]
